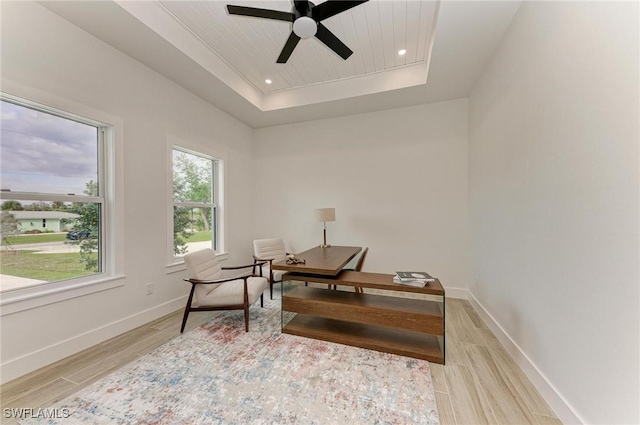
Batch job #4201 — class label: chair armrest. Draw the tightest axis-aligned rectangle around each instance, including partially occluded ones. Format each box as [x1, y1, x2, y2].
[183, 274, 250, 285]
[222, 263, 268, 278]
[221, 263, 259, 271]
[253, 255, 274, 263]
[250, 257, 269, 277]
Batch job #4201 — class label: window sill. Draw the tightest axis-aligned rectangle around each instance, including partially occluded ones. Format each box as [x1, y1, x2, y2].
[0, 274, 126, 316]
[166, 252, 229, 275]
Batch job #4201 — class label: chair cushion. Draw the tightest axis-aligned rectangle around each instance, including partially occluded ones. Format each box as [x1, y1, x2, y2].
[253, 238, 287, 263]
[184, 248, 224, 302]
[184, 249, 224, 280]
[272, 269, 285, 282]
[194, 276, 268, 307]
[260, 264, 285, 283]
[254, 239, 287, 284]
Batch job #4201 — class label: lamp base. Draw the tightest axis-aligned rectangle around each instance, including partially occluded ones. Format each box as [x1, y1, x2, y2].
[319, 244, 331, 249]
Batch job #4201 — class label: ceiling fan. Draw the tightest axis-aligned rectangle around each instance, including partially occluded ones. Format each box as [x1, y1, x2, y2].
[226, 1, 369, 63]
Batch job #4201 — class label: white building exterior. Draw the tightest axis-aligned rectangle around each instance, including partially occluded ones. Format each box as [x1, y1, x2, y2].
[5, 211, 79, 233]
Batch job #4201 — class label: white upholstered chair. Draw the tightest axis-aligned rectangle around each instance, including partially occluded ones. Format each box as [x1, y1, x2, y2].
[181, 248, 268, 333]
[253, 238, 288, 299]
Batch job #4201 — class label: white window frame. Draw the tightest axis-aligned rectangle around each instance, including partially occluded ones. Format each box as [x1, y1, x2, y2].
[166, 135, 226, 272]
[0, 84, 125, 315]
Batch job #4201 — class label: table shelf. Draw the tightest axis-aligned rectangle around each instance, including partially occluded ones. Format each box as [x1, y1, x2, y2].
[284, 315, 445, 363]
[284, 286, 444, 335]
[282, 272, 445, 364]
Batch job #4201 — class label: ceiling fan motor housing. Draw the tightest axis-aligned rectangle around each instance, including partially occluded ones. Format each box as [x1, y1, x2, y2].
[292, 1, 317, 39]
[227, 0, 368, 63]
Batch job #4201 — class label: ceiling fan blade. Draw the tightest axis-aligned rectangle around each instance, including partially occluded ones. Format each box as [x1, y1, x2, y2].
[277, 32, 301, 63]
[293, 0, 311, 15]
[312, 0, 369, 22]
[227, 5, 295, 22]
[315, 23, 352, 60]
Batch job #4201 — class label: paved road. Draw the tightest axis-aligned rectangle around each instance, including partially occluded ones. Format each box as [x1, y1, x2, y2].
[1, 241, 80, 254]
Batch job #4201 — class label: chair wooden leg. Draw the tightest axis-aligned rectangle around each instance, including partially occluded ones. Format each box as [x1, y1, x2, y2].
[181, 284, 196, 333]
[244, 305, 249, 332]
[269, 270, 274, 300]
[180, 306, 191, 334]
[244, 279, 249, 332]
[261, 293, 264, 307]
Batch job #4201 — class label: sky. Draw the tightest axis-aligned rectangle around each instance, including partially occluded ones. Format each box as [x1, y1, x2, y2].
[0, 100, 98, 197]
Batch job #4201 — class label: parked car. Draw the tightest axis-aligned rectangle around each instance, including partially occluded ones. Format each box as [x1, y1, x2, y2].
[66, 230, 92, 240]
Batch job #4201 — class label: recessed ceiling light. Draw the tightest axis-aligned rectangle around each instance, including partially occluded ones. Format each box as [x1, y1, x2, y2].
[265, 79, 272, 84]
[398, 49, 407, 56]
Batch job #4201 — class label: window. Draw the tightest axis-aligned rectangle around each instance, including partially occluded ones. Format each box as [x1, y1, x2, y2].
[171, 147, 222, 260]
[0, 98, 107, 292]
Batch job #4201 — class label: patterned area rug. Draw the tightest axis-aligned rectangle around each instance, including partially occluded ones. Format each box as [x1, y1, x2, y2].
[22, 297, 439, 424]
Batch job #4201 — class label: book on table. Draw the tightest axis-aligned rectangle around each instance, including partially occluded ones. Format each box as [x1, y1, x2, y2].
[395, 271, 435, 282]
[392, 277, 429, 287]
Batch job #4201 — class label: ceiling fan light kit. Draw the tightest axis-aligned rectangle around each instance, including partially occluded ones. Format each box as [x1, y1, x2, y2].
[293, 16, 317, 39]
[227, 0, 369, 63]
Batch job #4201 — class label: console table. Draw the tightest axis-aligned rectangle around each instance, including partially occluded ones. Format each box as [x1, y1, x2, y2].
[281, 270, 445, 364]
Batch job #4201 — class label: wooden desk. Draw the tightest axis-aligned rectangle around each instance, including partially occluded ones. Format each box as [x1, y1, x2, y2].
[282, 271, 445, 364]
[271, 246, 361, 276]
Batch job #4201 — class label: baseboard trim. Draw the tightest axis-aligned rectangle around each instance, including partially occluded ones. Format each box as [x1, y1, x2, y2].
[1, 296, 187, 384]
[442, 286, 468, 299]
[467, 291, 584, 425]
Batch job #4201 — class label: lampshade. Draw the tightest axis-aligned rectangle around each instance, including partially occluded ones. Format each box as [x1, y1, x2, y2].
[315, 208, 335, 222]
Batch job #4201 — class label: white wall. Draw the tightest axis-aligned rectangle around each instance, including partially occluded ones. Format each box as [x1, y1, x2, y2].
[469, 2, 639, 424]
[0, 2, 255, 381]
[253, 99, 471, 293]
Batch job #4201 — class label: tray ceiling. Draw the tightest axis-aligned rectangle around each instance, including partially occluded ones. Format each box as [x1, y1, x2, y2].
[158, 0, 438, 94]
[110, 0, 438, 110]
[38, 0, 522, 127]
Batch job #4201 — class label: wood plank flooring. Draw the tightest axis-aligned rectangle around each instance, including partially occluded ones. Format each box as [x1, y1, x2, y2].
[0, 297, 561, 424]
[432, 298, 561, 425]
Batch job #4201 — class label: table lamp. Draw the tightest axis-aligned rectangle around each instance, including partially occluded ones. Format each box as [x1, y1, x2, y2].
[315, 208, 335, 248]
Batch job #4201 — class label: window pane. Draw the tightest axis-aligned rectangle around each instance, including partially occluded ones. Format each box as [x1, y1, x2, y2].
[173, 206, 213, 257]
[0, 100, 98, 196]
[0, 200, 102, 291]
[172, 150, 212, 203]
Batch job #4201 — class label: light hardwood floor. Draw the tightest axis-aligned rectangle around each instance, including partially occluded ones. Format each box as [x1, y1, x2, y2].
[1, 297, 562, 425]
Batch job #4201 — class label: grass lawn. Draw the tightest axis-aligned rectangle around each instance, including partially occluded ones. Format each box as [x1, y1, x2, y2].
[0, 250, 98, 281]
[185, 231, 212, 243]
[1, 233, 67, 246]
[1, 231, 209, 246]
[1, 232, 209, 282]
